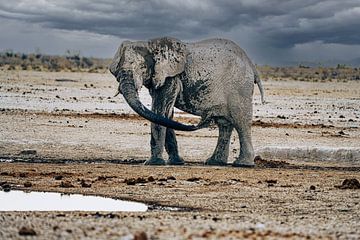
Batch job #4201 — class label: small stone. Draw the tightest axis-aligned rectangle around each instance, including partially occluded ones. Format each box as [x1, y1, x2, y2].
[125, 178, 136, 185]
[2, 183, 11, 192]
[24, 182, 32, 187]
[19, 227, 37, 236]
[310, 185, 316, 190]
[20, 149, 37, 155]
[265, 179, 277, 184]
[19, 173, 27, 178]
[60, 181, 74, 188]
[124, 177, 148, 185]
[147, 176, 155, 182]
[0, 181, 7, 186]
[97, 176, 107, 181]
[80, 180, 91, 188]
[337, 178, 360, 189]
[134, 231, 148, 240]
[54, 175, 63, 180]
[187, 177, 201, 182]
[167, 176, 176, 180]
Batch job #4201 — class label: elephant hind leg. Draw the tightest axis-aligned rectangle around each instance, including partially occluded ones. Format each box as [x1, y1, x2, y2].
[231, 112, 255, 168]
[205, 118, 233, 166]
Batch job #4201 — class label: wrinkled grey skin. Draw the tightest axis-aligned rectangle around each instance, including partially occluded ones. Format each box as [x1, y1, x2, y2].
[110, 37, 265, 167]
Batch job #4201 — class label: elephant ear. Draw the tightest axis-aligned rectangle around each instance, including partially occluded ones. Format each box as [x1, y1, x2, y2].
[149, 37, 187, 89]
[110, 41, 135, 76]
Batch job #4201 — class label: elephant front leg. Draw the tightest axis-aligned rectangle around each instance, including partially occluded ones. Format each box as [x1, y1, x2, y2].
[166, 127, 184, 165]
[145, 79, 182, 165]
[144, 123, 167, 165]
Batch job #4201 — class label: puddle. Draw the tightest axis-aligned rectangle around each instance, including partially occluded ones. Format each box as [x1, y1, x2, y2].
[0, 190, 148, 212]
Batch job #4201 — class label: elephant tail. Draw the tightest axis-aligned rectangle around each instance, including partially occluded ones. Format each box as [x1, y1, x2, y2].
[254, 70, 266, 104]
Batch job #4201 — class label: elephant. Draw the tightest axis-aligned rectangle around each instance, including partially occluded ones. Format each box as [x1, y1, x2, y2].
[110, 37, 265, 167]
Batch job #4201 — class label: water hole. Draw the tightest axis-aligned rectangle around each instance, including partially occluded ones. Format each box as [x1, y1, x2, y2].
[0, 190, 148, 212]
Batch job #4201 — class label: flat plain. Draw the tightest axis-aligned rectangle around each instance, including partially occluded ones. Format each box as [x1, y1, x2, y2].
[0, 70, 360, 239]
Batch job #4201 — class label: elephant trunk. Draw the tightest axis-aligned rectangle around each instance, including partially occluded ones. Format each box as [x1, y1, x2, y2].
[118, 71, 199, 131]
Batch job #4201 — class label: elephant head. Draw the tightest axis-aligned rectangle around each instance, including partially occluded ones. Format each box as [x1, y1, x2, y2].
[110, 37, 197, 131]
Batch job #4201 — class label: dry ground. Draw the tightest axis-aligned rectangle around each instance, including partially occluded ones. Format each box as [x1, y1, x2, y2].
[0, 70, 360, 239]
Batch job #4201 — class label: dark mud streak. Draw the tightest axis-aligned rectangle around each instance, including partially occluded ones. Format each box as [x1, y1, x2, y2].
[0, 156, 146, 165]
[147, 204, 202, 212]
[55, 79, 78, 82]
[1, 108, 346, 130]
[1, 156, 360, 172]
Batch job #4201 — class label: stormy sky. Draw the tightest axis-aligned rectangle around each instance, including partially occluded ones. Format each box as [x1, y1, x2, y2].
[0, 0, 359, 65]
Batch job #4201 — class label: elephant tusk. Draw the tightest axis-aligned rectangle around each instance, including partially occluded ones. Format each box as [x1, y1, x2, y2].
[114, 89, 120, 97]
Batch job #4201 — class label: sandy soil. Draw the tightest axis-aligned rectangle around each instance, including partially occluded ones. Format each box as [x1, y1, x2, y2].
[1, 70, 360, 239]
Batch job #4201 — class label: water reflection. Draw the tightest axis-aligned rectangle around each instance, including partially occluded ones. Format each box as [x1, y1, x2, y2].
[0, 190, 148, 211]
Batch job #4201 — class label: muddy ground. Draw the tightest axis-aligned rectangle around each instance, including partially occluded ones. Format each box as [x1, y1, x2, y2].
[0, 70, 360, 239]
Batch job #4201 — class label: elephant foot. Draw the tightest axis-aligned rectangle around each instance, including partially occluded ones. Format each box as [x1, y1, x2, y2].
[167, 156, 185, 165]
[205, 157, 227, 166]
[232, 158, 255, 168]
[144, 157, 166, 165]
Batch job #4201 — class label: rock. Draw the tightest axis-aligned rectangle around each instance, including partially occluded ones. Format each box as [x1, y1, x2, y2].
[60, 181, 74, 188]
[19, 173, 27, 178]
[20, 149, 37, 155]
[147, 176, 155, 182]
[265, 180, 277, 184]
[2, 183, 11, 192]
[167, 176, 176, 180]
[80, 179, 91, 188]
[187, 177, 201, 182]
[54, 175, 63, 180]
[97, 176, 108, 181]
[19, 227, 37, 236]
[134, 231, 148, 240]
[337, 178, 360, 189]
[0, 181, 8, 186]
[310, 185, 316, 190]
[24, 181, 32, 187]
[125, 178, 136, 185]
[124, 177, 148, 185]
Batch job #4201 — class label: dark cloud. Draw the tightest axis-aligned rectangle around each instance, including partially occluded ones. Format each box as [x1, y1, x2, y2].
[0, 0, 359, 64]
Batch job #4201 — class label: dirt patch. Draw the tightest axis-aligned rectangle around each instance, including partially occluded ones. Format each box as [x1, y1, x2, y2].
[1, 70, 360, 239]
[254, 156, 290, 168]
[18, 227, 37, 236]
[1, 162, 359, 239]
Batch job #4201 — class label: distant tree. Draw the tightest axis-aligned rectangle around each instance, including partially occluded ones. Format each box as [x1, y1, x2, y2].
[336, 64, 347, 69]
[5, 49, 14, 57]
[35, 47, 42, 59]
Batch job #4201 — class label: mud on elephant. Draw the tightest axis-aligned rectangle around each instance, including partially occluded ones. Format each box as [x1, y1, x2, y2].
[110, 37, 265, 167]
